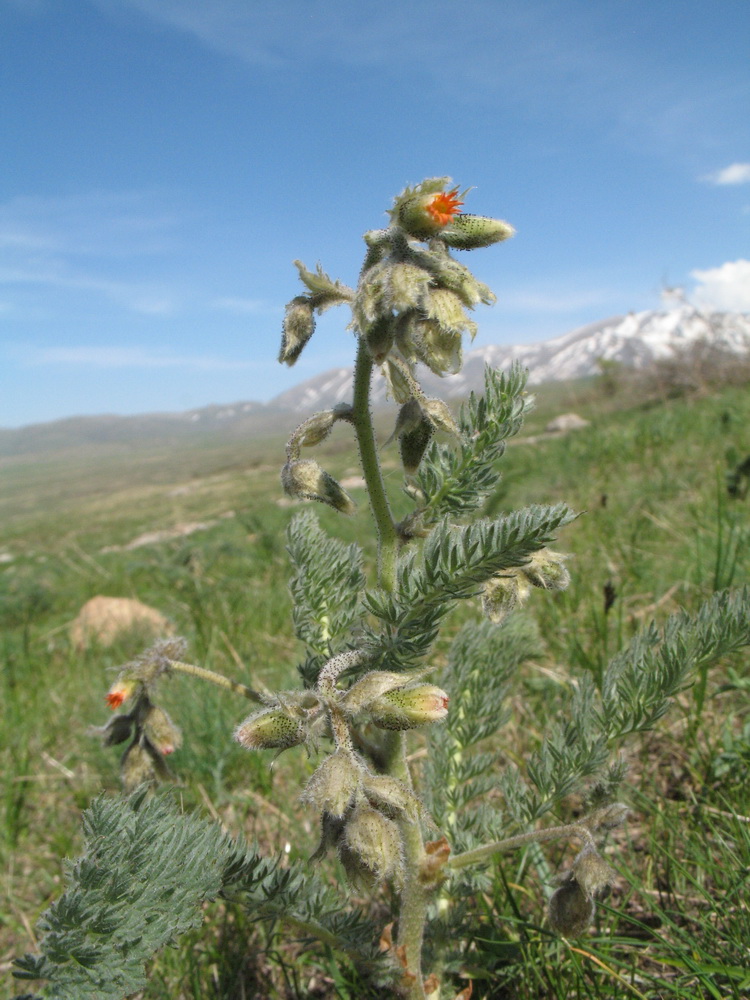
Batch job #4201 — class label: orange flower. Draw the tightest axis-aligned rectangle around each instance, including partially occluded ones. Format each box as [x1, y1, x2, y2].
[105, 679, 136, 709]
[425, 187, 463, 226]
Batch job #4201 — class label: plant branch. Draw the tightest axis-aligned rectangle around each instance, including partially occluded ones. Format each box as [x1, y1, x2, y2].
[168, 659, 264, 703]
[447, 822, 598, 871]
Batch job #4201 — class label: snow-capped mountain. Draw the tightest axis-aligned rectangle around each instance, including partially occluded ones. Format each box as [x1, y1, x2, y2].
[270, 306, 750, 413]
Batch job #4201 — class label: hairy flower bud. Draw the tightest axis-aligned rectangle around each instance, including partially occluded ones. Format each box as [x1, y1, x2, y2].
[572, 846, 616, 900]
[388, 262, 433, 313]
[423, 288, 473, 336]
[281, 459, 356, 514]
[430, 255, 496, 308]
[382, 357, 416, 405]
[548, 847, 616, 937]
[120, 740, 162, 792]
[362, 774, 419, 819]
[98, 711, 135, 747]
[142, 704, 182, 756]
[400, 414, 433, 476]
[279, 296, 315, 366]
[481, 572, 531, 625]
[342, 803, 403, 881]
[363, 316, 395, 363]
[422, 398, 460, 437]
[287, 410, 338, 459]
[341, 671, 410, 716]
[234, 708, 306, 751]
[301, 749, 362, 818]
[390, 398, 425, 442]
[414, 321, 464, 376]
[441, 214, 515, 250]
[370, 684, 449, 730]
[522, 549, 571, 590]
[547, 875, 595, 937]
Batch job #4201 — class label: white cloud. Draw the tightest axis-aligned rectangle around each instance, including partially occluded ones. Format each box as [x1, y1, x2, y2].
[691, 259, 750, 312]
[701, 162, 750, 186]
[23, 345, 254, 370]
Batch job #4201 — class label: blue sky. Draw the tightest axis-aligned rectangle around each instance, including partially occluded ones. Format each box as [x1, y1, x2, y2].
[1, 0, 749, 428]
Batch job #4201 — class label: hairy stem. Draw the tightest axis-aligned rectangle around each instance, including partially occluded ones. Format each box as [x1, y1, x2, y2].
[168, 659, 264, 703]
[382, 732, 428, 1000]
[351, 337, 399, 592]
[447, 822, 598, 871]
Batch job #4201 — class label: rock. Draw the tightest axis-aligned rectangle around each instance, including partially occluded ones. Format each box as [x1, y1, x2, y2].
[70, 596, 174, 649]
[545, 413, 590, 434]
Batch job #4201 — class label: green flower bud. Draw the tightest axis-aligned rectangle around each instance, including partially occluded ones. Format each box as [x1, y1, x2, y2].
[422, 398, 460, 437]
[301, 749, 362, 818]
[362, 774, 420, 819]
[547, 875, 595, 937]
[354, 261, 387, 329]
[281, 459, 356, 515]
[414, 321, 464, 376]
[441, 214, 515, 250]
[572, 846, 616, 901]
[429, 255, 496, 308]
[342, 803, 403, 881]
[388, 262, 432, 312]
[310, 811, 347, 862]
[522, 549, 571, 590]
[287, 410, 338, 459]
[98, 711, 135, 747]
[121, 742, 155, 791]
[363, 316, 395, 363]
[142, 704, 182, 756]
[400, 414, 433, 476]
[341, 671, 410, 716]
[390, 398, 425, 443]
[481, 573, 531, 625]
[234, 708, 306, 751]
[423, 288, 473, 336]
[370, 684, 449, 730]
[279, 296, 315, 366]
[382, 357, 416, 405]
[548, 847, 616, 937]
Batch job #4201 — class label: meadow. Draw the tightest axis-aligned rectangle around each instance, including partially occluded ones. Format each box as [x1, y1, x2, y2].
[1, 371, 749, 999]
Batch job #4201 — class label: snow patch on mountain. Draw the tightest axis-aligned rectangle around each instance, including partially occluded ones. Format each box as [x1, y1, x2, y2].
[270, 306, 750, 413]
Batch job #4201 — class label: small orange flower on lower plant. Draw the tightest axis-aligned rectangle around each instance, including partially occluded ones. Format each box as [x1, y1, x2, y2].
[105, 678, 137, 709]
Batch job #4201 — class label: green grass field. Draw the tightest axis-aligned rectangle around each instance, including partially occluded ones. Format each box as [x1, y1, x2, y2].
[1, 373, 749, 999]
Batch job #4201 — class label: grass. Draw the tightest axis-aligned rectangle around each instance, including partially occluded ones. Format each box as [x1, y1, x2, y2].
[1, 372, 749, 999]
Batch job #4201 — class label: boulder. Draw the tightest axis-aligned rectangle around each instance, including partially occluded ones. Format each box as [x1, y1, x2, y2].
[545, 413, 590, 434]
[70, 595, 174, 649]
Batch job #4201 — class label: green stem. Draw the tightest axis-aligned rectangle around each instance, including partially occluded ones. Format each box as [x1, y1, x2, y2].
[383, 732, 428, 1000]
[351, 338, 399, 592]
[168, 660, 264, 703]
[447, 822, 597, 872]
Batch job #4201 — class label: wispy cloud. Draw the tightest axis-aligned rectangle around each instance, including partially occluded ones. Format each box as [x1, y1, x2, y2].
[691, 259, 750, 312]
[701, 162, 750, 186]
[497, 287, 614, 314]
[21, 345, 255, 370]
[0, 190, 186, 313]
[213, 296, 271, 315]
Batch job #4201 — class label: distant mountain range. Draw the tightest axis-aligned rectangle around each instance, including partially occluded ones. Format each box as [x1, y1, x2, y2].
[271, 305, 750, 413]
[3, 305, 749, 456]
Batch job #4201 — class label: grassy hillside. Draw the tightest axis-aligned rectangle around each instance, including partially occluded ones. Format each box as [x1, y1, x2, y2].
[1, 373, 749, 999]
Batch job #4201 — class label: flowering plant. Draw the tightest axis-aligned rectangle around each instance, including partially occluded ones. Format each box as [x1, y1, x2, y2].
[13, 180, 750, 1000]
